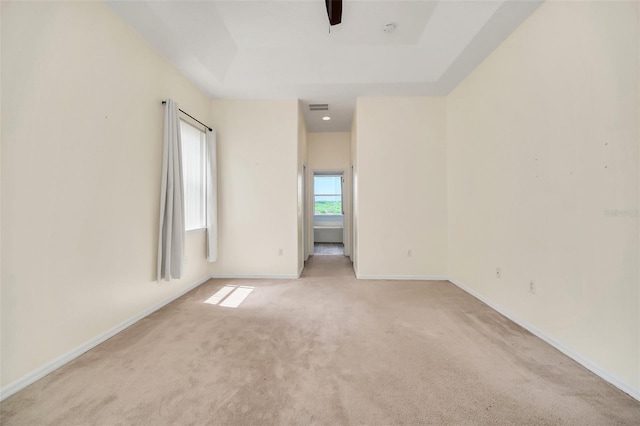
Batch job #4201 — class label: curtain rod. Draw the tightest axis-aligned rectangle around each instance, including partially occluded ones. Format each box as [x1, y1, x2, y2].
[162, 101, 212, 131]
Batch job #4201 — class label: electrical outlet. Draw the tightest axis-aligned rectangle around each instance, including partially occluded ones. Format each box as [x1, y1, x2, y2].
[278, 248, 283, 256]
[529, 280, 536, 294]
[496, 268, 501, 279]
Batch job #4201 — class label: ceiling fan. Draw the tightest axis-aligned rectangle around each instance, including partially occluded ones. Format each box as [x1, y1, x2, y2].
[326, 0, 342, 26]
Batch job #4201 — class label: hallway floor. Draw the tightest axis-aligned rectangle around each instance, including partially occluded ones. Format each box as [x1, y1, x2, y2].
[314, 243, 344, 256]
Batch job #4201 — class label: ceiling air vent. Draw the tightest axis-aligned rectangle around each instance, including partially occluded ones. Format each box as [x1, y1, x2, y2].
[309, 104, 329, 111]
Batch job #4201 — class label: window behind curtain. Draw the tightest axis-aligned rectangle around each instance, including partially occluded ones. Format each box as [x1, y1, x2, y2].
[180, 120, 206, 230]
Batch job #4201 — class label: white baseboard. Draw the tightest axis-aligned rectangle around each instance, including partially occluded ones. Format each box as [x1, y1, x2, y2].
[0, 274, 212, 402]
[210, 273, 299, 280]
[298, 264, 304, 278]
[356, 273, 449, 281]
[447, 276, 640, 402]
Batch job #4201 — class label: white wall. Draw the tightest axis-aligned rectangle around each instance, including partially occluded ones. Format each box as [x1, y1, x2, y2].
[308, 132, 351, 171]
[308, 132, 351, 254]
[209, 99, 300, 278]
[0, 0, 4, 385]
[447, 0, 639, 396]
[355, 97, 447, 278]
[1, 1, 212, 388]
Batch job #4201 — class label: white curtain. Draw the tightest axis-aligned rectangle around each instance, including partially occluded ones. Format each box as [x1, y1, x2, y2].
[206, 129, 218, 262]
[157, 99, 185, 281]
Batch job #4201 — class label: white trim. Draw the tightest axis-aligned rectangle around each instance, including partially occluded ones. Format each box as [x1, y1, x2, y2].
[312, 169, 347, 251]
[210, 274, 299, 280]
[298, 264, 305, 278]
[355, 273, 449, 281]
[0, 274, 211, 402]
[302, 163, 309, 262]
[447, 276, 640, 402]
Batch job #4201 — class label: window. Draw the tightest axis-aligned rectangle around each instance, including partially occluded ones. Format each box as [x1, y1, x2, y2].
[314, 175, 342, 215]
[180, 120, 207, 230]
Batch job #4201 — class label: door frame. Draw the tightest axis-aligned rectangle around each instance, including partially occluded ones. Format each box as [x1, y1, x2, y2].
[311, 170, 347, 255]
[303, 164, 309, 261]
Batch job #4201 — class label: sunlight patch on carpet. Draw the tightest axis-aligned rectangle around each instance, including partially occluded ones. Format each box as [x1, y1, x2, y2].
[204, 285, 237, 305]
[205, 285, 255, 308]
[219, 286, 254, 308]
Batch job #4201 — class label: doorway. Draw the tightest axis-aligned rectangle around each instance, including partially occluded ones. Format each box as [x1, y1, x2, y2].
[312, 172, 344, 256]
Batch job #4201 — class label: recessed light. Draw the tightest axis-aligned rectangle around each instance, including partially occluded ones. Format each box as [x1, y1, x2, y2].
[322, 116, 331, 121]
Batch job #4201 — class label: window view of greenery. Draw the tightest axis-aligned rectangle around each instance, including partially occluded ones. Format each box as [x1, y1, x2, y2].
[315, 199, 342, 214]
[314, 176, 342, 215]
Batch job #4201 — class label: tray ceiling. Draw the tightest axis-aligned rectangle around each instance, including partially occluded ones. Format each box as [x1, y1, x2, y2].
[107, 1, 542, 131]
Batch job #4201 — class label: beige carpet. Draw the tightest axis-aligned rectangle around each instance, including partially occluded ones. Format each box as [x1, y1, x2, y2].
[2, 256, 639, 425]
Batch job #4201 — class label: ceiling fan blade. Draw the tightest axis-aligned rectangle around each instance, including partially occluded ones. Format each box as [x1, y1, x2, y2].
[325, 0, 342, 26]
